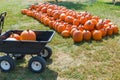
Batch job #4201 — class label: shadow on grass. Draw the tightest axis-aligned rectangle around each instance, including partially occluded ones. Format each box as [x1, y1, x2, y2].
[48, 1, 87, 10]
[105, 2, 120, 6]
[73, 39, 104, 46]
[0, 65, 58, 80]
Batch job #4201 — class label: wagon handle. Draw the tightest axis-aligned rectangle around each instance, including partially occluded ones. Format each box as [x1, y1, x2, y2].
[0, 12, 7, 35]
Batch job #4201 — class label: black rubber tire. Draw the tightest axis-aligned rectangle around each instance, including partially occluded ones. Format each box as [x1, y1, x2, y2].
[13, 54, 25, 60]
[0, 56, 15, 72]
[40, 46, 52, 60]
[28, 56, 46, 73]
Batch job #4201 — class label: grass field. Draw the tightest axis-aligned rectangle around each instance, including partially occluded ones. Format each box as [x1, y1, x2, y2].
[0, 0, 120, 80]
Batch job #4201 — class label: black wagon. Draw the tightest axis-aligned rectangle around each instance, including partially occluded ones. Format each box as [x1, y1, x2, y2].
[0, 12, 55, 73]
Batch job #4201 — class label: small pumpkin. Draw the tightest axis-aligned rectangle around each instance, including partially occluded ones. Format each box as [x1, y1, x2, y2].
[9, 33, 21, 40]
[20, 30, 36, 41]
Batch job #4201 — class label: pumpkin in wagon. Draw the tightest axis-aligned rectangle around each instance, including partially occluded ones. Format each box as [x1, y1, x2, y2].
[20, 30, 36, 41]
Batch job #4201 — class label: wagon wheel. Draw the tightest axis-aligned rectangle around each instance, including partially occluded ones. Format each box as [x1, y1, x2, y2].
[0, 56, 15, 72]
[13, 54, 25, 60]
[28, 56, 46, 73]
[40, 46, 52, 60]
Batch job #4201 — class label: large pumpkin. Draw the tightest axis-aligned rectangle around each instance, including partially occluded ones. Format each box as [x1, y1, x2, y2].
[20, 30, 36, 41]
[72, 30, 83, 42]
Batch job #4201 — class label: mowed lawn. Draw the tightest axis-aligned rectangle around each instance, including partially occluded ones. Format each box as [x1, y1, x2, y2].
[0, 0, 120, 80]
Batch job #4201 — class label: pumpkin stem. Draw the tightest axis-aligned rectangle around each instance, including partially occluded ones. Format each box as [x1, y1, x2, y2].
[27, 29, 29, 32]
[11, 32, 14, 37]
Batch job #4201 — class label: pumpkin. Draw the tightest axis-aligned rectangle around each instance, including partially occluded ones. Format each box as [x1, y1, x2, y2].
[60, 13, 66, 21]
[78, 25, 84, 31]
[79, 16, 88, 25]
[103, 18, 111, 24]
[47, 8, 52, 16]
[21, 9, 29, 14]
[92, 30, 102, 41]
[82, 30, 91, 41]
[48, 20, 55, 29]
[95, 19, 104, 30]
[106, 26, 113, 36]
[57, 24, 66, 33]
[111, 25, 119, 34]
[70, 27, 77, 36]
[20, 30, 36, 41]
[72, 30, 83, 42]
[53, 11, 61, 20]
[73, 19, 80, 26]
[43, 17, 50, 26]
[65, 16, 74, 24]
[9, 33, 21, 40]
[41, 7, 47, 13]
[92, 16, 100, 22]
[100, 28, 107, 37]
[83, 20, 95, 31]
[61, 30, 70, 37]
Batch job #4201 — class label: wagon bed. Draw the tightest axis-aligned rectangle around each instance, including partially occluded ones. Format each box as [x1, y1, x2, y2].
[0, 30, 55, 54]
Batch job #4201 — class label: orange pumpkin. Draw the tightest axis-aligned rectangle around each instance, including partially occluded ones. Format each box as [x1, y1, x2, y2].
[20, 30, 36, 41]
[111, 25, 119, 34]
[21, 9, 29, 14]
[95, 19, 104, 30]
[9, 33, 21, 40]
[73, 19, 80, 26]
[48, 20, 55, 29]
[43, 17, 50, 26]
[92, 16, 100, 22]
[47, 8, 52, 16]
[70, 27, 77, 36]
[72, 30, 83, 42]
[83, 20, 95, 31]
[41, 7, 47, 13]
[61, 30, 70, 37]
[57, 24, 66, 33]
[106, 26, 113, 36]
[79, 16, 88, 25]
[100, 28, 107, 37]
[82, 30, 91, 41]
[78, 25, 84, 31]
[60, 13, 66, 21]
[92, 30, 102, 41]
[65, 16, 74, 24]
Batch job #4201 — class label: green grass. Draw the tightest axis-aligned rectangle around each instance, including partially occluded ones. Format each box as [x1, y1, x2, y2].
[0, 0, 120, 80]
